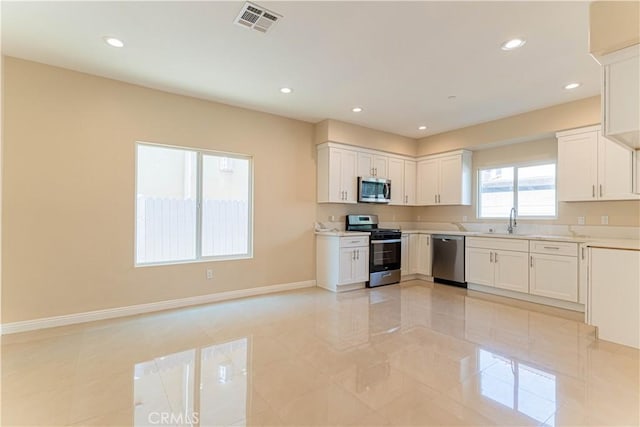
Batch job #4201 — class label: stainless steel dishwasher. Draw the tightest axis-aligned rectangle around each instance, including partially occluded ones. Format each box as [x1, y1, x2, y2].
[432, 234, 466, 287]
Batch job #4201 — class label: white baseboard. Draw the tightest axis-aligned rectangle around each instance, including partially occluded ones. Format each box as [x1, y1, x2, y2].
[0, 280, 316, 335]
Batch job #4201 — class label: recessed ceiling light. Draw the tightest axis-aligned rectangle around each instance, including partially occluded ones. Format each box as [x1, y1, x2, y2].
[418, 125, 427, 130]
[280, 87, 292, 94]
[352, 107, 363, 113]
[103, 36, 124, 48]
[501, 38, 526, 51]
[564, 82, 581, 90]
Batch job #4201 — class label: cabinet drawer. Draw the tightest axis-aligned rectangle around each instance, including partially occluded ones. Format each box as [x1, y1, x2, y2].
[530, 241, 577, 257]
[340, 236, 369, 248]
[466, 237, 529, 252]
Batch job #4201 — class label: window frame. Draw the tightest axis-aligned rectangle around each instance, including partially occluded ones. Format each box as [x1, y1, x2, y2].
[476, 160, 558, 220]
[134, 141, 254, 267]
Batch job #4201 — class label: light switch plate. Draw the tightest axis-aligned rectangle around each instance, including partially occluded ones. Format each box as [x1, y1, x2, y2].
[578, 216, 585, 225]
[601, 215, 609, 225]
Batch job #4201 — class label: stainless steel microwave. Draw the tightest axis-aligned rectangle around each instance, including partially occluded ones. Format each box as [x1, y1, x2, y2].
[358, 177, 391, 203]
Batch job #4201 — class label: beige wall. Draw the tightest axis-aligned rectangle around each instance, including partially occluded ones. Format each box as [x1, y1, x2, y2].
[416, 96, 601, 156]
[589, 0, 640, 56]
[316, 119, 417, 157]
[414, 138, 640, 226]
[2, 57, 316, 323]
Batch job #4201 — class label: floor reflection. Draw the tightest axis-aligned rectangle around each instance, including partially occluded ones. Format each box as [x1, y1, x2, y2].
[477, 349, 557, 426]
[134, 338, 249, 427]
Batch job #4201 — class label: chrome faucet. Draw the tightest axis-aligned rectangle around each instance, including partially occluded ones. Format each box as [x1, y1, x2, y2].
[508, 207, 517, 234]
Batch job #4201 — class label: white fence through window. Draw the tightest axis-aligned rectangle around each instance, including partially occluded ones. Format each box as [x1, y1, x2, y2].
[136, 197, 249, 264]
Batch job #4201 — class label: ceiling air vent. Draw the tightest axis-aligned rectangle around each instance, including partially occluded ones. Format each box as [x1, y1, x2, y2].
[234, 2, 283, 33]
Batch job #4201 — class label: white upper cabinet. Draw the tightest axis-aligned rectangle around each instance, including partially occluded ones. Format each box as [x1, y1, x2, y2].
[416, 151, 472, 206]
[599, 44, 640, 149]
[388, 158, 416, 205]
[417, 158, 439, 205]
[557, 125, 638, 202]
[357, 152, 388, 178]
[317, 145, 357, 203]
[557, 127, 599, 201]
[404, 160, 417, 205]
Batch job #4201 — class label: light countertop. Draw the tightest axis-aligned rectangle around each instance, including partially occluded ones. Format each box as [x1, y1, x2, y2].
[314, 230, 370, 237]
[399, 230, 640, 250]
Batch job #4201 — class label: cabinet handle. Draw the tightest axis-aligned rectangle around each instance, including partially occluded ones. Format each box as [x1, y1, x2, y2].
[434, 194, 437, 203]
[599, 184, 603, 197]
[592, 185, 595, 198]
[427, 236, 430, 245]
[438, 194, 441, 203]
[543, 246, 560, 250]
[352, 250, 356, 260]
[357, 249, 360, 260]
[581, 247, 585, 260]
[530, 255, 534, 268]
[494, 252, 498, 263]
[490, 252, 493, 263]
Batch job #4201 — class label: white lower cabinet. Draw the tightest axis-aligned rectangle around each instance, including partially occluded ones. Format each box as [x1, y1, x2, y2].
[339, 246, 369, 284]
[401, 234, 410, 276]
[589, 247, 640, 349]
[402, 233, 432, 278]
[465, 247, 493, 286]
[417, 234, 432, 276]
[465, 238, 529, 293]
[317, 235, 369, 292]
[529, 241, 578, 303]
[493, 250, 530, 293]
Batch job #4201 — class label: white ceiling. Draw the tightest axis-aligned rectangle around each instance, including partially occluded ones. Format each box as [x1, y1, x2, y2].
[1, 1, 601, 138]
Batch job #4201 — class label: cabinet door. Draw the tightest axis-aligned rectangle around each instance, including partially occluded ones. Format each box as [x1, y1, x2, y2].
[578, 244, 588, 306]
[357, 152, 374, 177]
[409, 234, 420, 274]
[530, 254, 578, 302]
[493, 250, 529, 293]
[373, 155, 388, 178]
[438, 155, 463, 205]
[341, 149, 358, 203]
[465, 247, 494, 286]
[417, 159, 439, 205]
[353, 246, 370, 283]
[605, 52, 640, 140]
[387, 158, 405, 205]
[598, 133, 637, 200]
[590, 248, 640, 349]
[339, 248, 356, 284]
[404, 160, 417, 205]
[418, 234, 432, 276]
[557, 131, 598, 201]
[401, 235, 410, 275]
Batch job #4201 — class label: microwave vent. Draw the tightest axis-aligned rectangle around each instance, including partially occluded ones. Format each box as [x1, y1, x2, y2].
[234, 2, 282, 33]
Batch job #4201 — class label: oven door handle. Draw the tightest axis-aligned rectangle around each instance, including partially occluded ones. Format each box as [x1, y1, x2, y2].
[371, 239, 402, 244]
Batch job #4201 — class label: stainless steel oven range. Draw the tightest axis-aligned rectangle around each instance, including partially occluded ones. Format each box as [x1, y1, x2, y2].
[346, 214, 401, 287]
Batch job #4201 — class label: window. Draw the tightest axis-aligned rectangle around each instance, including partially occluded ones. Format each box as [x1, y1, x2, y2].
[136, 143, 252, 265]
[478, 162, 556, 218]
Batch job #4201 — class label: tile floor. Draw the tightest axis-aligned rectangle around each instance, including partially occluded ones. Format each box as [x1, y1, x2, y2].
[2, 280, 639, 426]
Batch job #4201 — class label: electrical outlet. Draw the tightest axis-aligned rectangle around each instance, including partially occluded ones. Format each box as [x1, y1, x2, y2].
[578, 216, 585, 225]
[329, 215, 336, 222]
[601, 215, 609, 225]
[462, 215, 468, 222]
[206, 269, 214, 279]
